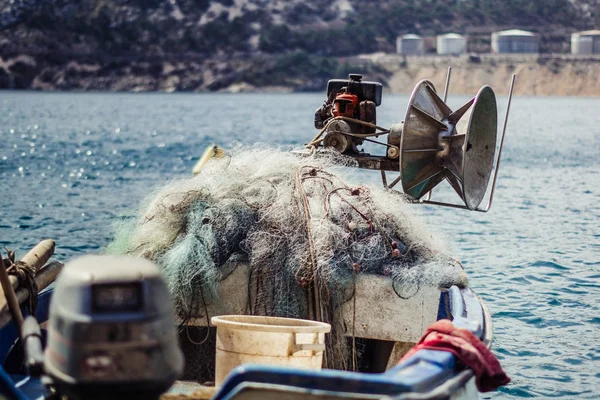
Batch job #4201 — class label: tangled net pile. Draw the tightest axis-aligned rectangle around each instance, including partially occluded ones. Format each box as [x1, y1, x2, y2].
[109, 146, 468, 370]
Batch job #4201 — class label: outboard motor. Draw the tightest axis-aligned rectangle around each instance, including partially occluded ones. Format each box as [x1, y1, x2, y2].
[44, 255, 184, 400]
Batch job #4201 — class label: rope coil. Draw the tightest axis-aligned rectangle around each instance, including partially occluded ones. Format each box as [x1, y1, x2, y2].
[3, 252, 38, 317]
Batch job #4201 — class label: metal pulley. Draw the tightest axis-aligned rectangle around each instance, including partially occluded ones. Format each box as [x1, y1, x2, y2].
[323, 120, 354, 153]
[306, 69, 516, 212]
[400, 80, 499, 210]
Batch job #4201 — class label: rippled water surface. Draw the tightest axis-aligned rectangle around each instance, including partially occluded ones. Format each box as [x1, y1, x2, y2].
[0, 91, 598, 398]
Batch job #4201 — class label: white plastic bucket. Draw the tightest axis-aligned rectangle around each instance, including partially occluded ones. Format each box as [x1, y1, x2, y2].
[211, 315, 331, 385]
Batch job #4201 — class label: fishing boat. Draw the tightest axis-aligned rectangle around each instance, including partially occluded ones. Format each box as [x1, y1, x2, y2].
[0, 71, 513, 400]
[0, 257, 504, 400]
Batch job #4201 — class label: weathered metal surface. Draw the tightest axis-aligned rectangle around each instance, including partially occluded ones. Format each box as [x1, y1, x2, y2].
[306, 73, 513, 213]
[323, 120, 353, 153]
[470, 74, 516, 213]
[399, 79, 500, 211]
[185, 263, 440, 345]
[353, 154, 400, 171]
[400, 80, 448, 200]
[459, 86, 497, 210]
[386, 123, 404, 148]
[340, 274, 440, 343]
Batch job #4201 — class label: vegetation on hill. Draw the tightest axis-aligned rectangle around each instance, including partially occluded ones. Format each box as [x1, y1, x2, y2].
[2, 0, 599, 56]
[0, 0, 598, 91]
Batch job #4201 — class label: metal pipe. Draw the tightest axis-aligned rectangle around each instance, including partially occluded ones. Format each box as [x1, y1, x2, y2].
[442, 67, 452, 103]
[477, 74, 516, 212]
[387, 174, 403, 189]
[419, 200, 472, 210]
[380, 171, 388, 188]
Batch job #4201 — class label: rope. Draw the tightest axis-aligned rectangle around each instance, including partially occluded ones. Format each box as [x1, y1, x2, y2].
[183, 283, 211, 346]
[295, 167, 318, 283]
[4, 255, 38, 317]
[306, 116, 390, 148]
[352, 264, 358, 371]
[295, 166, 331, 366]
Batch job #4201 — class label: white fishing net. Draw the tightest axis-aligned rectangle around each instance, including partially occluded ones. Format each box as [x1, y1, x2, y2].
[108, 145, 468, 369]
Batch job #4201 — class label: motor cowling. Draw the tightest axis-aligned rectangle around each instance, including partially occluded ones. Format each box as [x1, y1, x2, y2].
[332, 93, 359, 118]
[44, 255, 184, 400]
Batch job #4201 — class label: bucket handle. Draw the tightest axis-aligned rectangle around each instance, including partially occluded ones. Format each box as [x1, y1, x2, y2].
[293, 333, 325, 354]
[293, 343, 326, 353]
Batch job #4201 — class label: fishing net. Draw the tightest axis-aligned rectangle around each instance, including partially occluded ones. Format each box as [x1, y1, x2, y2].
[109, 146, 468, 370]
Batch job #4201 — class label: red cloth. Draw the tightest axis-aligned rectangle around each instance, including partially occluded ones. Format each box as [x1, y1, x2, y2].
[400, 319, 510, 392]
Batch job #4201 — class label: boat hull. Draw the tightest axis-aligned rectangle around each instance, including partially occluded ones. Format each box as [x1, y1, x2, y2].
[0, 279, 493, 400]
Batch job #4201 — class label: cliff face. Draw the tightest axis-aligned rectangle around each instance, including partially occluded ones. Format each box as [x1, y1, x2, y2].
[2, 52, 600, 96]
[0, 52, 389, 92]
[380, 55, 600, 96]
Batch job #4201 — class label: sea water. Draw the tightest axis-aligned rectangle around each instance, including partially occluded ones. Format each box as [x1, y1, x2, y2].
[0, 91, 598, 398]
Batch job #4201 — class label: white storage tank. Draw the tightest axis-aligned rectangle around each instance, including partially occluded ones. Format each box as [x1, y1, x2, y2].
[396, 34, 425, 55]
[571, 30, 600, 54]
[436, 33, 467, 55]
[491, 29, 538, 54]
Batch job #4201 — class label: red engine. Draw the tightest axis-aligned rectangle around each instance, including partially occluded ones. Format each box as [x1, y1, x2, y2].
[332, 93, 359, 118]
[314, 74, 382, 154]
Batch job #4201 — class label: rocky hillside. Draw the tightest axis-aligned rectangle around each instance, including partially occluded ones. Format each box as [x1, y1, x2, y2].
[0, 0, 599, 92]
[2, 0, 598, 55]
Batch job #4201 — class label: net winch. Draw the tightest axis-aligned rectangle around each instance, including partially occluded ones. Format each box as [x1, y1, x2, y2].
[306, 69, 516, 212]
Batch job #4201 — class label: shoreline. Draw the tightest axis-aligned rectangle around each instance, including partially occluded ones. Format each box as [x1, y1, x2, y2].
[2, 53, 600, 96]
